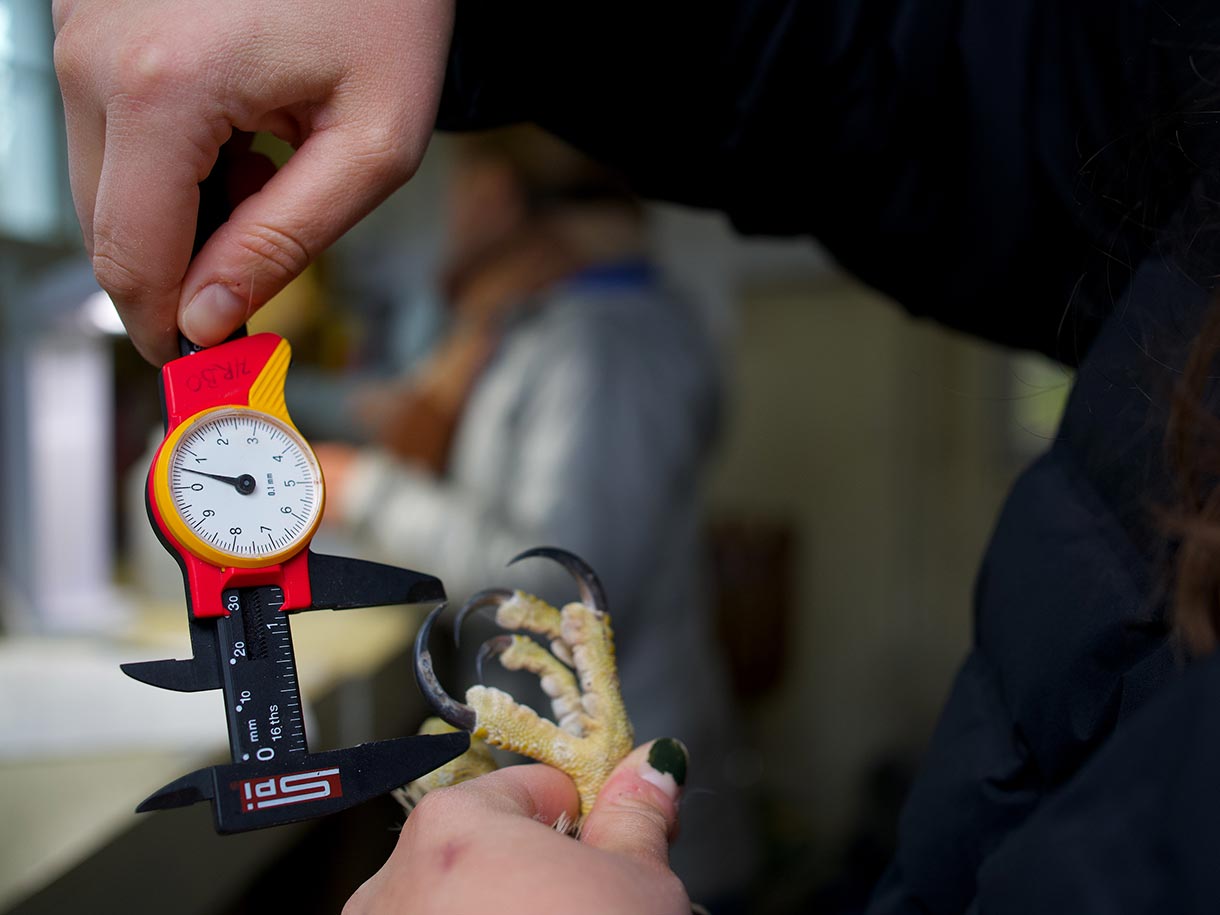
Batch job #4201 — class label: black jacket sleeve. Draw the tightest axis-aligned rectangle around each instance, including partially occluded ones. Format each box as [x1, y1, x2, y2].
[972, 652, 1220, 915]
[437, 0, 1220, 363]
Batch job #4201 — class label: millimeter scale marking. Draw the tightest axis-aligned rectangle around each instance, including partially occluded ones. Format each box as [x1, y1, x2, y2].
[216, 586, 309, 765]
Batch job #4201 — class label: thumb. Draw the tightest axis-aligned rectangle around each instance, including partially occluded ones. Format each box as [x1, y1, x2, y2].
[579, 738, 688, 868]
[177, 124, 421, 346]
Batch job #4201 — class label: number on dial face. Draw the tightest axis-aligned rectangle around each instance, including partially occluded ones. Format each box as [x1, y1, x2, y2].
[167, 409, 323, 562]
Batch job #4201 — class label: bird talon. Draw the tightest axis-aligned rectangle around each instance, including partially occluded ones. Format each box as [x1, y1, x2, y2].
[454, 588, 514, 648]
[413, 602, 476, 731]
[475, 635, 514, 684]
[508, 546, 608, 615]
[411, 549, 632, 816]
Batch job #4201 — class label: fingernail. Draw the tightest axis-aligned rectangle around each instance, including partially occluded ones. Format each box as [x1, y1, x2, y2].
[182, 284, 247, 343]
[641, 738, 688, 799]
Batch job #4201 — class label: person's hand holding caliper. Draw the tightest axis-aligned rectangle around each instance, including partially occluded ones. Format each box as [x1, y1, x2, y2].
[53, 0, 450, 364]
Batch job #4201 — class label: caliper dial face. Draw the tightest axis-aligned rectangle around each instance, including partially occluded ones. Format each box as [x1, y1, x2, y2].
[163, 408, 324, 565]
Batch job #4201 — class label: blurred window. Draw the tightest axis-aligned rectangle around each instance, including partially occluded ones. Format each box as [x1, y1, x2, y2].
[0, 0, 69, 243]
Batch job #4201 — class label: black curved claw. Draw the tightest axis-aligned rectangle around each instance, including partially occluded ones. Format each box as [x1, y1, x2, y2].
[475, 635, 514, 684]
[509, 546, 608, 613]
[453, 588, 514, 648]
[413, 603, 476, 731]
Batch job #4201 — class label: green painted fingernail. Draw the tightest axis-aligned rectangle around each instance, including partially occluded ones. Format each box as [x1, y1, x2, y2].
[647, 738, 688, 787]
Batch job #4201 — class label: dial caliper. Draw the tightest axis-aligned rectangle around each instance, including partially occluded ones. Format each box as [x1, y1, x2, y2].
[126, 329, 468, 832]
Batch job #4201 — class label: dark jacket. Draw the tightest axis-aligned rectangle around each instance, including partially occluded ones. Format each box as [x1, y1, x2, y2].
[439, 1, 1220, 911]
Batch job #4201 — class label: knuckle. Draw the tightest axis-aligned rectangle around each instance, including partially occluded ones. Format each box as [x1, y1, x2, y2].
[91, 247, 146, 301]
[233, 223, 312, 281]
[347, 124, 417, 186]
[402, 783, 487, 839]
[111, 37, 183, 102]
[405, 786, 458, 828]
[52, 21, 88, 88]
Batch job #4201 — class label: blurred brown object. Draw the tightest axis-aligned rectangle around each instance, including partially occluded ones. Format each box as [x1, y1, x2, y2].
[708, 518, 797, 701]
[351, 322, 501, 475]
[349, 125, 643, 477]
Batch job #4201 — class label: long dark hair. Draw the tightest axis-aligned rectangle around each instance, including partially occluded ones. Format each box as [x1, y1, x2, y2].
[1133, 22, 1220, 655]
[1166, 291, 1220, 654]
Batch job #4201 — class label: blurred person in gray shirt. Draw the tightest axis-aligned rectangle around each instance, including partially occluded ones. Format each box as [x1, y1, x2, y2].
[316, 127, 758, 908]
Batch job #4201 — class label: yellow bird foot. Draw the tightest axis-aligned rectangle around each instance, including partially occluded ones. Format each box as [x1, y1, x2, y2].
[413, 547, 634, 818]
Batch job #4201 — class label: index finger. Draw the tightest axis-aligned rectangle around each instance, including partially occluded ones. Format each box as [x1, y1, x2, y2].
[92, 103, 217, 363]
[430, 763, 581, 826]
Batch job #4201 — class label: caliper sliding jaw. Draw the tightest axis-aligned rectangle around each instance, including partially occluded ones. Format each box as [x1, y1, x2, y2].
[124, 559, 467, 834]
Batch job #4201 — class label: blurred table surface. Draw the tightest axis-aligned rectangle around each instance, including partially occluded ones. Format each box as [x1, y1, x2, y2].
[0, 602, 426, 915]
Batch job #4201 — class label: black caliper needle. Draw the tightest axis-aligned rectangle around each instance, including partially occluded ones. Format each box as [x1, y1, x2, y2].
[184, 468, 257, 495]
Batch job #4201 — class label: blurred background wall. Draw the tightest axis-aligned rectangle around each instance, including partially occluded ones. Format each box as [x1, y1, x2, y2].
[704, 275, 1066, 906]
